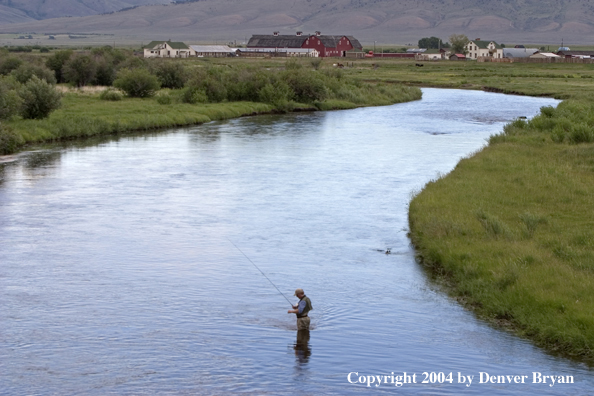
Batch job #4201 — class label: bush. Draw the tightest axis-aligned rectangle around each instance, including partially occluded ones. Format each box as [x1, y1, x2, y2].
[0, 123, 24, 154]
[113, 68, 160, 98]
[156, 93, 173, 105]
[282, 70, 328, 103]
[180, 86, 208, 104]
[0, 57, 23, 75]
[19, 76, 62, 119]
[99, 88, 123, 101]
[93, 57, 117, 86]
[46, 50, 73, 83]
[64, 54, 97, 87]
[11, 64, 57, 84]
[0, 80, 23, 120]
[153, 61, 188, 89]
[258, 81, 293, 106]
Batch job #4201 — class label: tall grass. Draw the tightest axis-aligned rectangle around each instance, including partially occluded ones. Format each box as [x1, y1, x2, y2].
[409, 103, 594, 363]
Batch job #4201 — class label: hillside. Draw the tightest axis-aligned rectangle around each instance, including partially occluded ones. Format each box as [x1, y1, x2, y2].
[1, 0, 594, 44]
[0, 0, 170, 22]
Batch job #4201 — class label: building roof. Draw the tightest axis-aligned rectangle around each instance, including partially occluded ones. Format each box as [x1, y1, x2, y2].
[239, 47, 318, 53]
[469, 40, 502, 49]
[190, 45, 236, 53]
[503, 48, 538, 58]
[557, 50, 594, 56]
[144, 41, 189, 50]
[247, 34, 362, 49]
[530, 52, 560, 58]
[450, 53, 466, 58]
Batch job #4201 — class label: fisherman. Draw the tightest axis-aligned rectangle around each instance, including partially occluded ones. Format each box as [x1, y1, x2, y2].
[288, 288, 313, 330]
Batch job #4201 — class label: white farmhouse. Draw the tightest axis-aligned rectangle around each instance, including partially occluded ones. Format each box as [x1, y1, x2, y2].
[464, 39, 504, 60]
[144, 41, 193, 58]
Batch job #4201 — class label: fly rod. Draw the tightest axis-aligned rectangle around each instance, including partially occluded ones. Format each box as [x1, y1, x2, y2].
[227, 238, 294, 307]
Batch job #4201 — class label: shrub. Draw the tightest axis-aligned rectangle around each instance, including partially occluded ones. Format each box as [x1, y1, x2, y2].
[113, 68, 160, 98]
[19, 76, 62, 119]
[569, 123, 594, 143]
[285, 59, 303, 70]
[0, 57, 23, 75]
[11, 63, 57, 84]
[153, 61, 188, 89]
[45, 49, 73, 83]
[0, 80, 23, 120]
[311, 58, 323, 70]
[180, 86, 208, 104]
[258, 81, 293, 106]
[0, 123, 24, 154]
[63, 54, 97, 87]
[93, 57, 117, 86]
[156, 93, 173, 105]
[282, 70, 328, 103]
[99, 88, 123, 101]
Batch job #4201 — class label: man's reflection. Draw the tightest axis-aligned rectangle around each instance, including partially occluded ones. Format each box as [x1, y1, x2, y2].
[294, 329, 311, 364]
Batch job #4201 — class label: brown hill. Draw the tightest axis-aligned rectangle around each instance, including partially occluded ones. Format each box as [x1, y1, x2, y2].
[1, 0, 594, 45]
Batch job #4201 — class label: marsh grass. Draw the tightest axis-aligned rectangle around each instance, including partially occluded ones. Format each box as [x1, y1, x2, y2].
[409, 132, 594, 362]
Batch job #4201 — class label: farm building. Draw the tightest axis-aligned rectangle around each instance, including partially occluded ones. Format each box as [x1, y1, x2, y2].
[144, 41, 192, 58]
[247, 31, 362, 57]
[503, 48, 538, 58]
[238, 48, 319, 57]
[556, 50, 594, 58]
[449, 54, 467, 61]
[190, 45, 237, 57]
[529, 52, 561, 59]
[464, 39, 503, 60]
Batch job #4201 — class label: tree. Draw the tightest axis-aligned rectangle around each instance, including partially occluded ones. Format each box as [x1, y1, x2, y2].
[19, 76, 62, 119]
[63, 54, 97, 87]
[113, 68, 160, 98]
[152, 61, 188, 89]
[449, 34, 470, 54]
[11, 64, 57, 85]
[418, 36, 444, 49]
[0, 57, 23, 75]
[46, 50, 73, 83]
[0, 79, 23, 120]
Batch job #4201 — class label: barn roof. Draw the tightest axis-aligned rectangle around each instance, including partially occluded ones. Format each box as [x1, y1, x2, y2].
[247, 35, 307, 48]
[247, 34, 362, 49]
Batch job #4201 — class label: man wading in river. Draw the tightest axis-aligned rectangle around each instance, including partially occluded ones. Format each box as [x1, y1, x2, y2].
[288, 288, 312, 330]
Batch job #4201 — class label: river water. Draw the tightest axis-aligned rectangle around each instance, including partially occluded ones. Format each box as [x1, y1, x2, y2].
[1, 89, 591, 395]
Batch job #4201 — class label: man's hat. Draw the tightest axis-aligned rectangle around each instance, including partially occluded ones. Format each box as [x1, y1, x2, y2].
[294, 288, 304, 296]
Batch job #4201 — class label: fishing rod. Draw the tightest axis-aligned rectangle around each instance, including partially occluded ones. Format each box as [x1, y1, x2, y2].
[227, 238, 294, 307]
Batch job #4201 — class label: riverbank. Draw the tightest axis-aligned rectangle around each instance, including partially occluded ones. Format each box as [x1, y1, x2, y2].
[382, 60, 594, 362]
[0, 80, 421, 155]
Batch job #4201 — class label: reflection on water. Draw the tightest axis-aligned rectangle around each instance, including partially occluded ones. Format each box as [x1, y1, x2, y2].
[2, 89, 592, 395]
[294, 330, 311, 365]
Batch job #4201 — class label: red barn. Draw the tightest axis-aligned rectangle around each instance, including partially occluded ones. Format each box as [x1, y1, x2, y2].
[247, 31, 362, 57]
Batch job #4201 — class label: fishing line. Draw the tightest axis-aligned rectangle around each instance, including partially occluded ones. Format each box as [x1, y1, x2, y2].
[227, 238, 293, 307]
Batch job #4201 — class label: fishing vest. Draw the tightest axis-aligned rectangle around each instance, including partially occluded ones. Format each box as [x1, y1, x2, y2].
[297, 296, 313, 318]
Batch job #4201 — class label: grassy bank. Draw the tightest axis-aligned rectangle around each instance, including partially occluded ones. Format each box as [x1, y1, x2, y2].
[0, 58, 422, 154]
[395, 59, 594, 362]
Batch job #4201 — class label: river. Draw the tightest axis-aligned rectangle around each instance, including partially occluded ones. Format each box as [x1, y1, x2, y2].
[1, 88, 592, 394]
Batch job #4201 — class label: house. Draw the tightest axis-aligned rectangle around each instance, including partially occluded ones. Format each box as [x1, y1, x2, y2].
[503, 48, 539, 58]
[238, 47, 319, 57]
[416, 49, 447, 60]
[144, 41, 193, 58]
[247, 31, 362, 57]
[529, 52, 560, 59]
[190, 45, 237, 57]
[464, 39, 504, 59]
[449, 53, 467, 61]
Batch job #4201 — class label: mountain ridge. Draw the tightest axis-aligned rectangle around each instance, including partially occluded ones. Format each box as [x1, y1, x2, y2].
[1, 0, 593, 44]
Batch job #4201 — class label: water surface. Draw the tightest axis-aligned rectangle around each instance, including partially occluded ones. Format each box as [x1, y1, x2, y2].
[1, 89, 591, 394]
